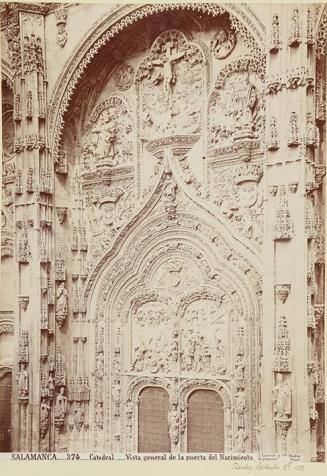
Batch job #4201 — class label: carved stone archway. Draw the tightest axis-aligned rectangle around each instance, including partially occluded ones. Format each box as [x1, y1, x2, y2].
[48, 2, 266, 162]
[86, 154, 262, 453]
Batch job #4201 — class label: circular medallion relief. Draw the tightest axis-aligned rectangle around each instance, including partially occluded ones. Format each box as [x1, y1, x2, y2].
[113, 63, 134, 91]
[210, 27, 236, 59]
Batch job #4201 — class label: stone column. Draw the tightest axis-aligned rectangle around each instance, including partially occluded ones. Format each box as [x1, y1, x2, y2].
[262, 5, 324, 460]
[6, 7, 53, 451]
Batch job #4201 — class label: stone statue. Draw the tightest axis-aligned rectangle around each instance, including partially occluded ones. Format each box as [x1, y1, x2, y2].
[48, 374, 55, 397]
[95, 403, 104, 429]
[40, 398, 50, 422]
[56, 282, 68, 316]
[17, 363, 29, 399]
[95, 351, 104, 377]
[273, 373, 292, 419]
[235, 427, 247, 452]
[74, 402, 84, 431]
[235, 389, 246, 428]
[40, 399, 50, 437]
[55, 386, 67, 421]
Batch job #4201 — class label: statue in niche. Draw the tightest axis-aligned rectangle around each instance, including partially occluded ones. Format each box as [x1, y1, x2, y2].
[234, 428, 247, 452]
[95, 402, 104, 429]
[235, 389, 246, 428]
[235, 354, 245, 388]
[193, 334, 205, 372]
[88, 198, 102, 235]
[210, 27, 236, 59]
[112, 380, 121, 416]
[95, 351, 104, 377]
[182, 329, 195, 371]
[17, 362, 29, 399]
[56, 283, 68, 316]
[234, 82, 258, 139]
[48, 374, 55, 397]
[273, 373, 292, 419]
[131, 346, 145, 372]
[40, 399, 50, 437]
[74, 402, 84, 431]
[55, 386, 67, 421]
[212, 335, 226, 374]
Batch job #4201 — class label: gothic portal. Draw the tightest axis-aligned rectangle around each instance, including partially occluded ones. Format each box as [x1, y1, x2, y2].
[0, 2, 326, 461]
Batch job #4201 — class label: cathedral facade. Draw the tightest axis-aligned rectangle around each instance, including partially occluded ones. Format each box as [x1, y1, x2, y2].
[0, 2, 326, 460]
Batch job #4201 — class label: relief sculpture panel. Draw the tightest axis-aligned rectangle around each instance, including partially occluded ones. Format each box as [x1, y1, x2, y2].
[136, 30, 205, 139]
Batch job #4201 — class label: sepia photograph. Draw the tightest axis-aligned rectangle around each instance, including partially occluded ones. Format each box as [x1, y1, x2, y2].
[0, 0, 326, 463]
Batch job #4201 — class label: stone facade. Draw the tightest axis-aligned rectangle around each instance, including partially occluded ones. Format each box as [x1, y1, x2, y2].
[0, 2, 325, 460]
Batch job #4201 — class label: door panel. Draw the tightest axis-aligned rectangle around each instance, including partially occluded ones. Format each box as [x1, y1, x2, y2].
[0, 372, 12, 452]
[138, 386, 170, 452]
[187, 389, 224, 452]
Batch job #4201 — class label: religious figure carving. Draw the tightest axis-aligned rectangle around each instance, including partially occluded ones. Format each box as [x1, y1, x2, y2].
[95, 351, 104, 378]
[112, 380, 121, 416]
[235, 353, 245, 389]
[56, 283, 68, 328]
[209, 66, 263, 148]
[235, 389, 245, 428]
[17, 363, 29, 400]
[210, 27, 236, 59]
[95, 402, 104, 429]
[273, 373, 292, 420]
[74, 403, 84, 431]
[40, 399, 50, 437]
[137, 30, 204, 137]
[113, 63, 134, 91]
[306, 113, 319, 148]
[82, 96, 133, 170]
[234, 428, 247, 452]
[55, 387, 67, 422]
[234, 82, 258, 140]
